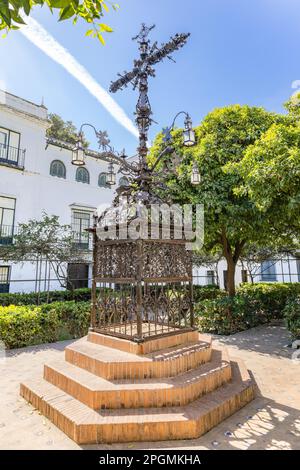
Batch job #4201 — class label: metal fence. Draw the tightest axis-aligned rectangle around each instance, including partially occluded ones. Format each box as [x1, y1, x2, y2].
[0, 256, 299, 294]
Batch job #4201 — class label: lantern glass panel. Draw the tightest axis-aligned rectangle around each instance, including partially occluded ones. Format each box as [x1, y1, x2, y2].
[72, 144, 85, 166]
[183, 129, 196, 147]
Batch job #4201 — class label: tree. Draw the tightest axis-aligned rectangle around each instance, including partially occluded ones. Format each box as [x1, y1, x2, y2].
[0, 213, 87, 295]
[233, 117, 300, 246]
[0, 0, 118, 43]
[150, 105, 284, 296]
[47, 113, 89, 148]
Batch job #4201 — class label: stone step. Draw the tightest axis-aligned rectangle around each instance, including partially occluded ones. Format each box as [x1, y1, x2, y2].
[44, 347, 231, 410]
[65, 336, 212, 380]
[88, 330, 200, 355]
[20, 359, 255, 444]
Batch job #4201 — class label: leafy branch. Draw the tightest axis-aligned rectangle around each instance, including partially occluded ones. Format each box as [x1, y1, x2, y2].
[0, 0, 119, 43]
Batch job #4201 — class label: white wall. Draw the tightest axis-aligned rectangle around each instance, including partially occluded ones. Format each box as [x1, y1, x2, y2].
[193, 257, 300, 289]
[0, 91, 116, 293]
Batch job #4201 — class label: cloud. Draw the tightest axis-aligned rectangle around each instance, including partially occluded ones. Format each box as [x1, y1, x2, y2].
[20, 16, 139, 139]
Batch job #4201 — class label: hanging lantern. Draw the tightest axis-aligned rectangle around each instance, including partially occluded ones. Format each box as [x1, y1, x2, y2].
[183, 114, 196, 147]
[191, 162, 201, 185]
[72, 134, 85, 166]
[106, 162, 116, 186]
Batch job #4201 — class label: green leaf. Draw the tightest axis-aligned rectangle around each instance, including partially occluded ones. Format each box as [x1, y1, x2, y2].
[0, 0, 11, 26]
[97, 31, 105, 45]
[10, 9, 26, 24]
[59, 5, 75, 21]
[49, 0, 71, 8]
[22, 0, 31, 15]
[99, 22, 113, 32]
[102, 2, 109, 12]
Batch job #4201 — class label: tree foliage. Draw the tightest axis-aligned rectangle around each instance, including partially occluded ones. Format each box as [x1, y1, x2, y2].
[232, 120, 300, 243]
[0, 213, 86, 289]
[0, 0, 118, 43]
[150, 105, 289, 295]
[47, 113, 89, 147]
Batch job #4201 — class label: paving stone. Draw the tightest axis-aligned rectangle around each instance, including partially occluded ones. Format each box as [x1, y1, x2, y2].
[0, 325, 299, 449]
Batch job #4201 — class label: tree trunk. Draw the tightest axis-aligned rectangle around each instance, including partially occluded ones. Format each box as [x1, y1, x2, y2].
[226, 257, 236, 297]
[220, 228, 246, 297]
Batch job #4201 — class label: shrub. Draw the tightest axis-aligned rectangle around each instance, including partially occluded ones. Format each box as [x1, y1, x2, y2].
[195, 282, 300, 335]
[237, 283, 300, 319]
[0, 301, 90, 349]
[283, 296, 300, 339]
[0, 305, 61, 349]
[193, 285, 225, 302]
[0, 287, 105, 307]
[40, 301, 90, 339]
[195, 294, 269, 335]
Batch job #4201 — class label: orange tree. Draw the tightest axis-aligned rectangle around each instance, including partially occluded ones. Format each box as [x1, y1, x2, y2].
[150, 105, 286, 296]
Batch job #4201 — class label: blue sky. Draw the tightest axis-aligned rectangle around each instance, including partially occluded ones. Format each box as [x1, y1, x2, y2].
[1, 0, 300, 155]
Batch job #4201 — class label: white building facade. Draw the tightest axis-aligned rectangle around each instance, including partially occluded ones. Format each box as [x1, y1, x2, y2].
[193, 256, 300, 290]
[0, 91, 299, 294]
[0, 91, 123, 293]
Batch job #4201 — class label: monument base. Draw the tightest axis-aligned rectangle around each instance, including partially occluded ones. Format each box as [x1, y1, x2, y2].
[20, 330, 255, 444]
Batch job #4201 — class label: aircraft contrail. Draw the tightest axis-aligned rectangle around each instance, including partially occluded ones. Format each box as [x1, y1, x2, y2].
[20, 16, 139, 139]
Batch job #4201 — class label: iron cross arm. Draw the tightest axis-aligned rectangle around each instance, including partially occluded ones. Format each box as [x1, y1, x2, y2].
[109, 32, 191, 94]
[147, 33, 191, 67]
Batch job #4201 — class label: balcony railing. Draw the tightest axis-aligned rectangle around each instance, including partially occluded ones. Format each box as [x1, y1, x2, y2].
[0, 224, 14, 245]
[0, 143, 25, 169]
[72, 231, 92, 251]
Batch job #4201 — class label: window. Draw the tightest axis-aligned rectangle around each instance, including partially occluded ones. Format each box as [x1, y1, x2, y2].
[241, 269, 248, 283]
[0, 127, 20, 165]
[98, 172, 108, 188]
[0, 266, 10, 293]
[76, 167, 89, 184]
[67, 263, 89, 289]
[0, 196, 15, 245]
[50, 160, 66, 179]
[206, 270, 216, 286]
[119, 176, 129, 187]
[297, 259, 300, 282]
[72, 211, 90, 249]
[261, 260, 277, 282]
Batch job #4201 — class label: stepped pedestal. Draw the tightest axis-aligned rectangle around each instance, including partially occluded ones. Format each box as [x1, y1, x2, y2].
[20, 331, 255, 444]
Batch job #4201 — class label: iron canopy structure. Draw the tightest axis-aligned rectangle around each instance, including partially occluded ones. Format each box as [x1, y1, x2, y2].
[73, 24, 199, 342]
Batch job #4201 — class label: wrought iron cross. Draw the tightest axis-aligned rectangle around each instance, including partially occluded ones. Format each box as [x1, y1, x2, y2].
[109, 24, 190, 174]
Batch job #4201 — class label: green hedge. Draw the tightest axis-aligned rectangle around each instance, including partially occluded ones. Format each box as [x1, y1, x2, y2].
[196, 283, 300, 335]
[0, 287, 101, 306]
[237, 283, 300, 319]
[0, 301, 90, 349]
[195, 295, 270, 335]
[193, 285, 225, 302]
[283, 296, 300, 339]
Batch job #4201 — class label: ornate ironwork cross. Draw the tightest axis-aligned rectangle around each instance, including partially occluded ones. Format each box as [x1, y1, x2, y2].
[70, 25, 199, 188]
[109, 24, 190, 189]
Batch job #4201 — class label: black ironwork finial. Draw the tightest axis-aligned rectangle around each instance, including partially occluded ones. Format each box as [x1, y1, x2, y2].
[132, 23, 155, 42]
